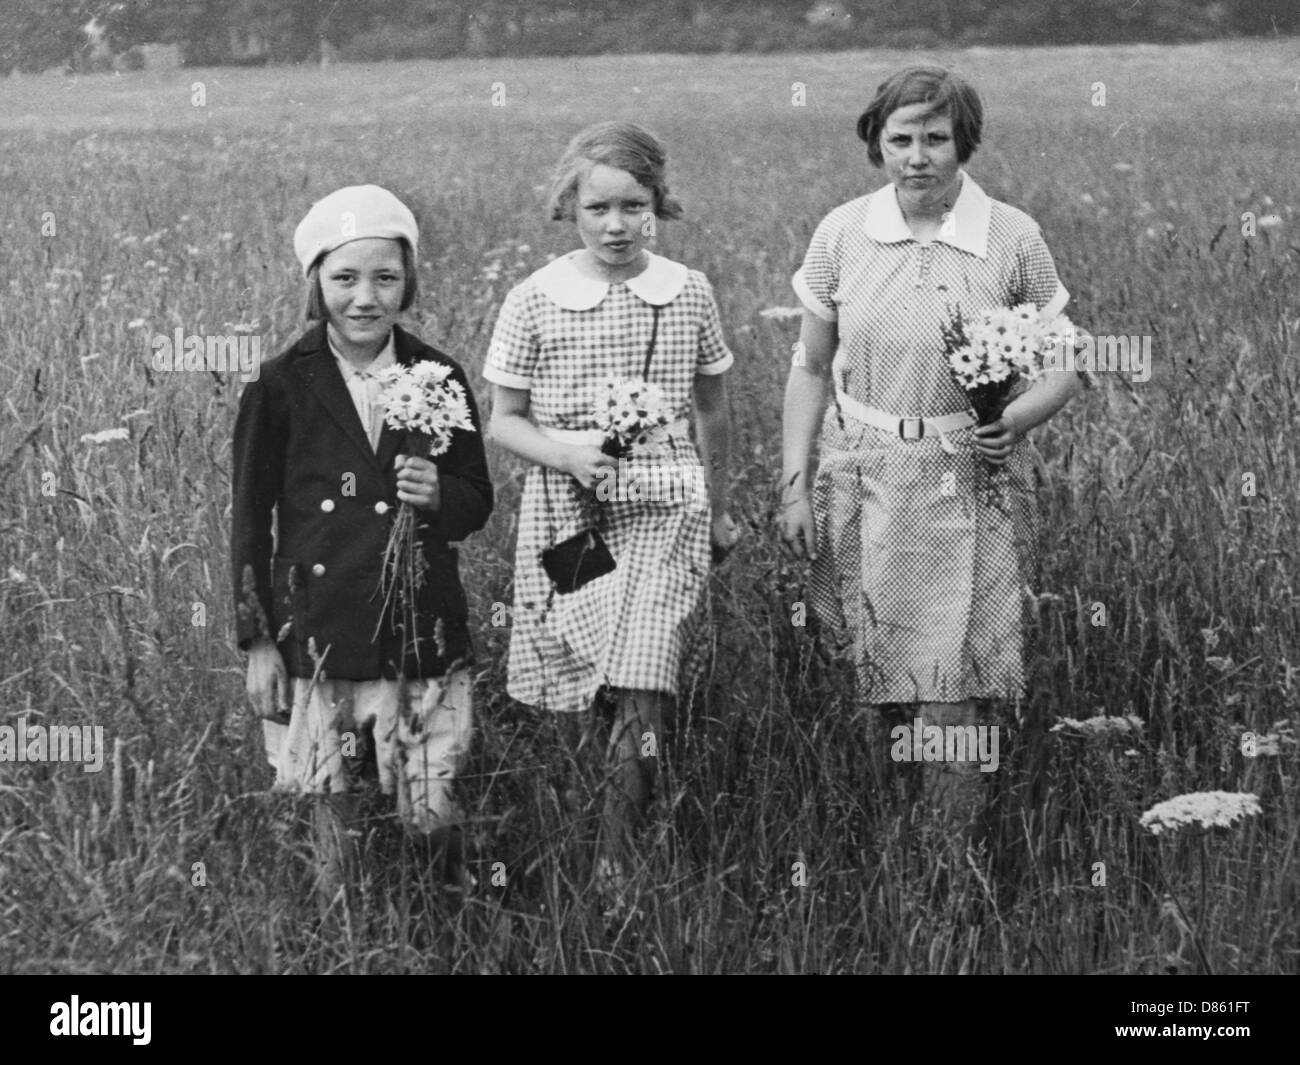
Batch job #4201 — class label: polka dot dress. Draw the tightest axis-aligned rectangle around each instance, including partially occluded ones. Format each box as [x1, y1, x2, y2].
[485, 252, 733, 714]
[793, 172, 1067, 704]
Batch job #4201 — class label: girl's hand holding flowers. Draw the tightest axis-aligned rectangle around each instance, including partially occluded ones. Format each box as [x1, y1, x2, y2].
[563, 444, 617, 491]
[373, 360, 476, 643]
[972, 412, 1021, 467]
[396, 454, 440, 511]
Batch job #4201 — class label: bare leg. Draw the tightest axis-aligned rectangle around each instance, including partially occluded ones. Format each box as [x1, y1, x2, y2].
[312, 793, 360, 922]
[600, 688, 670, 878]
[916, 700, 987, 841]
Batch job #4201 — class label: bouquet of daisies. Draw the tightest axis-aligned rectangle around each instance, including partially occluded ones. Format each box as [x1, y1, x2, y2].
[591, 377, 673, 460]
[371, 360, 475, 655]
[941, 302, 1075, 426]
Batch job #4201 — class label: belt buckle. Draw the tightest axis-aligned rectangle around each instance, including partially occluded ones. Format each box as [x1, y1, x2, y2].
[899, 417, 924, 441]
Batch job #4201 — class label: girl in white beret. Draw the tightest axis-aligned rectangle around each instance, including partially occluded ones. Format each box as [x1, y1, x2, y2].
[232, 185, 493, 916]
[485, 122, 740, 914]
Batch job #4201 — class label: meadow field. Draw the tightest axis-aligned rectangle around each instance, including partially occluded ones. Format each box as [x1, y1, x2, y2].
[1, 38, 1298, 974]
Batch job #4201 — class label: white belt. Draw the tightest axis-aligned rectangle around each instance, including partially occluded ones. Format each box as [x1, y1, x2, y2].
[834, 388, 974, 444]
[539, 418, 689, 447]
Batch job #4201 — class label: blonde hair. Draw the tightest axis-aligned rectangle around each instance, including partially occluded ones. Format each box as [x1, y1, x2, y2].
[546, 121, 684, 222]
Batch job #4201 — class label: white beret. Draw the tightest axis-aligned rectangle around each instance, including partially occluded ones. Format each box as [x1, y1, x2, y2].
[293, 185, 419, 275]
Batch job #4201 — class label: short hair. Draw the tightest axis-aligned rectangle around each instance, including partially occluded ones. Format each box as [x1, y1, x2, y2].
[305, 237, 418, 321]
[546, 120, 684, 222]
[856, 66, 983, 168]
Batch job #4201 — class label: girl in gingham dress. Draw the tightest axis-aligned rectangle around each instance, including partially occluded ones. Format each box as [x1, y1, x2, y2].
[485, 122, 738, 897]
[779, 68, 1085, 834]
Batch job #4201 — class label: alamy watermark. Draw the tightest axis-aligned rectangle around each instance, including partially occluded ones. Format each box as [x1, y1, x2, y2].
[890, 717, 1000, 773]
[593, 461, 707, 505]
[50, 997, 151, 1045]
[1045, 331, 1152, 383]
[150, 326, 262, 382]
[0, 717, 104, 773]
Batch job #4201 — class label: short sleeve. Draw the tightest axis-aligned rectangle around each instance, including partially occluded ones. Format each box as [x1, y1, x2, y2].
[483, 284, 538, 390]
[694, 274, 734, 376]
[1011, 226, 1069, 317]
[792, 212, 840, 322]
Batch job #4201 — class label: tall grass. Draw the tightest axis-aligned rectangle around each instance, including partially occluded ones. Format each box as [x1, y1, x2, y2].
[1, 40, 1297, 973]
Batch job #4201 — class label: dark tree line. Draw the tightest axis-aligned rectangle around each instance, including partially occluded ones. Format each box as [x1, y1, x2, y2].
[1, 0, 1294, 74]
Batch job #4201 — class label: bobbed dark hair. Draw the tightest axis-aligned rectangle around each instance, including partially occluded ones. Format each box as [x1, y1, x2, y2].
[546, 120, 684, 222]
[304, 237, 419, 321]
[856, 66, 984, 168]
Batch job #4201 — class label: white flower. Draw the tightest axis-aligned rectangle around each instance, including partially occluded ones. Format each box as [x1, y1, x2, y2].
[1050, 713, 1144, 737]
[81, 427, 130, 444]
[1139, 791, 1262, 835]
[591, 376, 672, 449]
[376, 364, 476, 453]
[408, 360, 453, 386]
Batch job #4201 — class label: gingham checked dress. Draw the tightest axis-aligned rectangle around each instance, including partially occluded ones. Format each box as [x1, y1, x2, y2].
[793, 171, 1069, 705]
[484, 251, 734, 713]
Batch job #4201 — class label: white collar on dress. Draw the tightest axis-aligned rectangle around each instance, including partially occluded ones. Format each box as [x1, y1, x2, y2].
[862, 169, 990, 259]
[534, 250, 689, 311]
[327, 330, 397, 377]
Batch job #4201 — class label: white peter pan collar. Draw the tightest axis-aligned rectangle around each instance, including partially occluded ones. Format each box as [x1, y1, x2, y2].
[534, 250, 689, 310]
[862, 169, 991, 259]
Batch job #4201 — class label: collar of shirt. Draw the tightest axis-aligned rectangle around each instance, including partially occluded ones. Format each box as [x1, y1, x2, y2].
[328, 330, 398, 381]
[534, 250, 689, 311]
[862, 169, 990, 259]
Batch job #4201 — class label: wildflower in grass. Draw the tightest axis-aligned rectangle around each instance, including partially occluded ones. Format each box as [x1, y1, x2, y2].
[1050, 712, 1144, 737]
[1139, 791, 1262, 836]
[81, 427, 129, 444]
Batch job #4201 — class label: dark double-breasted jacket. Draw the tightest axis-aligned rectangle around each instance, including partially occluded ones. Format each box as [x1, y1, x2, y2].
[231, 322, 493, 680]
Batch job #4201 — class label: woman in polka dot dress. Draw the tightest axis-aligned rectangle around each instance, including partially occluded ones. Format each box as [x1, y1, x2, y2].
[779, 67, 1085, 831]
[485, 122, 739, 896]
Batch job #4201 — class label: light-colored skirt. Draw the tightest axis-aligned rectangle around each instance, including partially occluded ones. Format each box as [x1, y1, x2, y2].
[262, 670, 472, 833]
[506, 435, 712, 714]
[809, 418, 1038, 705]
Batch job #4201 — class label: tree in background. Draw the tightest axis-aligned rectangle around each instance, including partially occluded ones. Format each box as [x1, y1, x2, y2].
[1, 0, 1293, 73]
